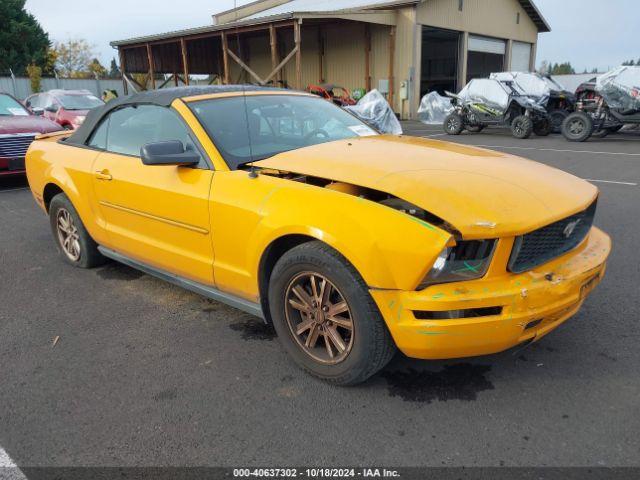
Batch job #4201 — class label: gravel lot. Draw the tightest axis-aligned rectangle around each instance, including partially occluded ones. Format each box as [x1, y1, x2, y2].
[0, 124, 639, 468]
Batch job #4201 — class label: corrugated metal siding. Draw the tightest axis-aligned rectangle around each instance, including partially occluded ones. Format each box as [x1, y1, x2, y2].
[0, 77, 125, 100]
[370, 24, 391, 90]
[394, 6, 417, 117]
[416, 0, 538, 43]
[324, 23, 367, 91]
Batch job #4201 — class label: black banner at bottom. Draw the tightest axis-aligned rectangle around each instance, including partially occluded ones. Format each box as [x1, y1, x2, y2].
[2, 467, 640, 480]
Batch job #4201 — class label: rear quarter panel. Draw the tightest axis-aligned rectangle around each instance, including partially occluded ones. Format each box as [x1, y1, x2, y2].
[26, 136, 107, 245]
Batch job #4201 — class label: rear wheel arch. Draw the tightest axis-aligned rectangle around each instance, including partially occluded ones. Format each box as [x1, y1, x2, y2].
[43, 183, 65, 212]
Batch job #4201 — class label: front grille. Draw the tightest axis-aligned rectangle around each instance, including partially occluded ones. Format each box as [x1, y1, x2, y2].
[508, 200, 597, 273]
[0, 133, 36, 160]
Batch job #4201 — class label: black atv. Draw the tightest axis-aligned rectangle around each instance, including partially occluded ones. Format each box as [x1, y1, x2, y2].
[562, 66, 640, 142]
[443, 78, 551, 139]
[542, 75, 577, 133]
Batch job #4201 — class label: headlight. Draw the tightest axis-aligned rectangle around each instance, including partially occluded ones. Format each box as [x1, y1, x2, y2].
[73, 116, 86, 126]
[418, 240, 497, 289]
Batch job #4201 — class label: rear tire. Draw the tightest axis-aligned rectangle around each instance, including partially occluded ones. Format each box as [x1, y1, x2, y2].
[562, 112, 593, 142]
[533, 117, 552, 137]
[548, 109, 569, 133]
[268, 241, 396, 385]
[443, 113, 464, 135]
[511, 115, 533, 139]
[49, 193, 106, 268]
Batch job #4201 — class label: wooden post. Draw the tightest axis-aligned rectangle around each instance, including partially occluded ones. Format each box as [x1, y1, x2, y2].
[364, 24, 371, 91]
[180, 38, 190, 85]
[318, 26, 324, 83]
[388, 26, 395, 108]
[118, 48, 128, 95]
[294, 21, 302, 90]
[269, 24, 279, 84]
[146, 44, 156, 90]
[221, 32, 230, 84]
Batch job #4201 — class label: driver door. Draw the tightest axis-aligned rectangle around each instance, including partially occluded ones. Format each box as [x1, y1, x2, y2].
[89, 105, 215, 285]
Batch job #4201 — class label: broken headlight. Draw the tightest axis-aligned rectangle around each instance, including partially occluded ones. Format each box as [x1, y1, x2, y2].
[418, 240, 497, 289]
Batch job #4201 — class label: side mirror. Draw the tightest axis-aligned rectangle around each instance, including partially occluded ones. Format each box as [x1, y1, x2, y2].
[140, 140, 200, 167]
[31, 107, 45, 116]
[45, 105, 58, 113]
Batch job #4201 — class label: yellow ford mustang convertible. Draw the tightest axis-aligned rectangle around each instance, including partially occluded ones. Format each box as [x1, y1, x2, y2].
[26, 86, 611, 385]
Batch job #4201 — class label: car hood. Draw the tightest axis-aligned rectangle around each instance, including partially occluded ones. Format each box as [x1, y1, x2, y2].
[0, 115, 63, 135]
[255, 135, 598, 239]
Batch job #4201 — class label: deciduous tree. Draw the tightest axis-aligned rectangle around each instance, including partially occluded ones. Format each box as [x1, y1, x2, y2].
[53, 39, 94, 78]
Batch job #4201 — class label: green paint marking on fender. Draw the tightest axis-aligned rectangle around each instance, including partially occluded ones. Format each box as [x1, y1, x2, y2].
[432, 293, 445, 300]
[417, 330, 449, 336]
[408, 215, 436, 231]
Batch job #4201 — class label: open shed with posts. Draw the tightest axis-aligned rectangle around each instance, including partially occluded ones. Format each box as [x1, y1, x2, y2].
[111, 0, 550, 119]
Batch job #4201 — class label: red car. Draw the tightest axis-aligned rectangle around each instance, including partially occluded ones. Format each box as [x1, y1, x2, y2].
[0, 92, 62, 177]
[25, 89, 104, 130]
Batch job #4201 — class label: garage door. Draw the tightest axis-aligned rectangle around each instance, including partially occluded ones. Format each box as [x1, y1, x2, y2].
[467, 35, 506, 81]
[511, 41, 532, 72]
[468, 35, 506, 55]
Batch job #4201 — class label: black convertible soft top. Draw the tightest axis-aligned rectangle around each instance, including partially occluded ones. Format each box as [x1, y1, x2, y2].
[65, 85, 285, 146]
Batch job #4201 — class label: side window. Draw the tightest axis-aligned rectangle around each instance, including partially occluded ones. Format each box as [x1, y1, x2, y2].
[88, 117, 109, 150]
[27, 95, 42, 109]
[43, 95, 58, 112]
[105, 105, 200, 159]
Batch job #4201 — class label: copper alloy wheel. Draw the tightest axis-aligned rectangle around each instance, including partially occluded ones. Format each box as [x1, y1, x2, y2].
[56, 208, 81, 262]
[284, 272, 354, 365]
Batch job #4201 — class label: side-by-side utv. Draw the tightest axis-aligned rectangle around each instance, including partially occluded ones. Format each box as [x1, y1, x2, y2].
[490, 72, 576, 133]
[443, 78, 551, 139]
[562, 66, 640, 142]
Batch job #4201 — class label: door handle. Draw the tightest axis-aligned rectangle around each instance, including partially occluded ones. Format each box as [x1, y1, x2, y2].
[95, 170, 112, 181]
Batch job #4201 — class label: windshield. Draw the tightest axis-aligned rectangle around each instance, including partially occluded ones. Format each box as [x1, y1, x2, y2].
[0, 94, 29, 116]
[190, 94, 377, 169]
[58, 94, 104, 110]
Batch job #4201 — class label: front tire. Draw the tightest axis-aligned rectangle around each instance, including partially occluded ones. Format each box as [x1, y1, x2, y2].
[511, 115, 533, 139]
[443, 113, 464, 135]
[562, 112, 593, 142]
[268, 241, 396, 385]
[49, 193, 106, 268]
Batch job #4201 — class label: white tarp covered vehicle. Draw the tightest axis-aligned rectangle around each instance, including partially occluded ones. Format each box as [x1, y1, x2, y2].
[417, 92, 454, 125]
[562, 66, 640, 142]
[596, 66, 640, 112]
[345, 89, 402, 135]
[490, 72, 551, 107]
[443, 78, 551, 139]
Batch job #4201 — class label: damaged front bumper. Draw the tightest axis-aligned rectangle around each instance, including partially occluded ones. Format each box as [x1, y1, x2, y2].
[371, 227, 611, 360]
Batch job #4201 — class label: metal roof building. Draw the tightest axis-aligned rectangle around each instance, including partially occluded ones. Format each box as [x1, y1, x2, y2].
[111, 0, 550, 119]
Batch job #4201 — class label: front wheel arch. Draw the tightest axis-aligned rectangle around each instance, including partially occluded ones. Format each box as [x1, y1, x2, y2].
[258, 234, 318, 324]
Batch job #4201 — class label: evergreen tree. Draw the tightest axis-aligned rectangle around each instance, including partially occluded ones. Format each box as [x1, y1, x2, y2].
[109, 58, 121, 78]
[0, 0, 51, 75]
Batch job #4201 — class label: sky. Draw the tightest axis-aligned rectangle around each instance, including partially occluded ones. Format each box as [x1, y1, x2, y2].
[24, 0, 639, 73]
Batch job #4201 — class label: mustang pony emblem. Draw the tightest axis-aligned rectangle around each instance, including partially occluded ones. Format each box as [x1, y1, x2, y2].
[563, 219, 582, 238]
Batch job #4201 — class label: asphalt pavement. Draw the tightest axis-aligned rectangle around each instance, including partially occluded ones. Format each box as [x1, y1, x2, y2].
[0, 125, 639, 468]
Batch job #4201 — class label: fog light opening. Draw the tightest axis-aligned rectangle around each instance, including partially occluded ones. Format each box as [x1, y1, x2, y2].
[414, 306, 502, 320]
[524, 318, 543, 330]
